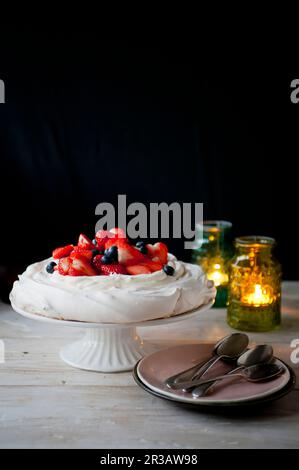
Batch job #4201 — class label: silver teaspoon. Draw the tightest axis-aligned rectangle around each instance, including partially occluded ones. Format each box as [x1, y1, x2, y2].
[192, 344, 273, 397]
[191, 363, 283, 398]
[165, 333, 249, 389]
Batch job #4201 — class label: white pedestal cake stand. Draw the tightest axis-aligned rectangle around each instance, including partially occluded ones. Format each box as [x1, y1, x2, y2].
[11, 301, 214, 372]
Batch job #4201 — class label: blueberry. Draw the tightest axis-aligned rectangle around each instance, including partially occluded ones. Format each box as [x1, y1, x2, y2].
[92, 249, 100, 257]
[136, 241, 147, 254]
[92, 239, 97, 246]
[46, 261, 57, 274]
[101, 255, 112, 265]
[105, 245, 118, 261]
[163, 265, 175, 276]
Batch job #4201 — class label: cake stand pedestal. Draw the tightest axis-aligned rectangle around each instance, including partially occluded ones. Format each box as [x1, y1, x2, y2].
[60, 326, 143, 372]
[11, 301, 214, 372]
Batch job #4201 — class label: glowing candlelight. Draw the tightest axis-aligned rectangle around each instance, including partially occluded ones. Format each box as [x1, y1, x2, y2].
[207, 263, 229, 287]
[228, 236, 281, 331]
[192, 221, 233, 307]
[242, 284, 271, 307]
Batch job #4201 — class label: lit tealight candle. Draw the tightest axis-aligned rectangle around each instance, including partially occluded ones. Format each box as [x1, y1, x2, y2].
[227, 236, 281, 332]
[242, 284, 271, 307]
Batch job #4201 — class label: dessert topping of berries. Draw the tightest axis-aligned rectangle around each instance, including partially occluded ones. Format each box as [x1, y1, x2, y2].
[126, 265, 152, 275]
[52, 244, 74, 259]
[71, 254, 98, 276]
[163, 264, 175, 276]
[95, 230, 110, 251]
[100, 264, 127, 276]
[109, 227, 126, 239]
[106, 239, 146, 266]
[146, 242, 168, 264]
[71, 246, 93, 260]
[101, 255, 113, 265]
[140, 260, 163, 272]
[92, 254, 104, 272]
[57, 257, 72, 275]
[104, 245, 118, 262]
[136, 241, 148, 254]
[78, 234, 94, 250]
[46, 261, 57, 274]
[51, 228, 169, 277]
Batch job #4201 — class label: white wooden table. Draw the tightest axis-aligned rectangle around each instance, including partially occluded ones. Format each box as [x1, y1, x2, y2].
[0, 282, 299, 449]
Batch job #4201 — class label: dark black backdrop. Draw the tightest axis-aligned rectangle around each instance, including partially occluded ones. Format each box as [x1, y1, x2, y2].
[0, 33, 297, 293]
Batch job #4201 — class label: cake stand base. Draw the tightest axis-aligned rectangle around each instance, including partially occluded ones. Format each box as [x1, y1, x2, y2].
[60, 326, 144, 372]
[11, 300, 215, 372]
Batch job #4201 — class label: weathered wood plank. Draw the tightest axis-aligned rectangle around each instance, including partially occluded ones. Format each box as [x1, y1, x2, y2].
[0, 282, 299, 448]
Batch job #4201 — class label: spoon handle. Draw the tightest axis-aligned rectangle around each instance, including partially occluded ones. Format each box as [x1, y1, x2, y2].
[172, 372, 243, 391]
[191, 366, 244, 397]
[164, 355, 212, 387]
[191, 355, 222, 382]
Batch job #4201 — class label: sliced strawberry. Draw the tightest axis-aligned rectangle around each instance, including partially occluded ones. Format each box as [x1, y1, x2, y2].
[140, 259, 163, 273]
[100, 264, 127, 276]
[146, 242, 168, 264]
[71, 246, 93, 260]
[57, 257, 72, 275]
[119, 244, 147, 266]
[71, 254, 98, 276]
[105, 239, 147, 266]
[52, 244, 74, 259]
[78, 234, 94, 250]
[92, 254, 104, 272]
[95, 229, 110, 251]
[105, 237, 120, 250]
[102, 229, 128, 249]
[126, 264, 152, 275]
[109, 227, 126, 239]
[68, 266, 81, 276]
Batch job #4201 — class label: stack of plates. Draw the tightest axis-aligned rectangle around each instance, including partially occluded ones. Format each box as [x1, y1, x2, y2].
[133, 344, 296, 408]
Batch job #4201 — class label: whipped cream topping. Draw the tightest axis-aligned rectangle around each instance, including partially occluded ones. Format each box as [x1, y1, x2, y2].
[10, 254, 216, 323]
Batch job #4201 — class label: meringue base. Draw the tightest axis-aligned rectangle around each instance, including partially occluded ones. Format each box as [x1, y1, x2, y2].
[10, 256, 216, 324]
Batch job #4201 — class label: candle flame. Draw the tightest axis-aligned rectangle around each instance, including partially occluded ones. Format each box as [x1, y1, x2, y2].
[243, 284, 271, 306]
[207, 263, 229, 287]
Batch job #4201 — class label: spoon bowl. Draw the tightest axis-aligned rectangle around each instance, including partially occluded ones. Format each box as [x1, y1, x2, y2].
[237, 344, 273, 368]
[243, 363, 282, 381]
[216, 332, 249, 360]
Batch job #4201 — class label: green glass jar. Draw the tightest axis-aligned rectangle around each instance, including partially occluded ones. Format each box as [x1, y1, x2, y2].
[192, 221, 233, 307]
[227, 236, 281, 332]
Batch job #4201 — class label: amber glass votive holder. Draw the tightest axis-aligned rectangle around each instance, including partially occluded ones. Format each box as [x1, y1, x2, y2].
[227, 236, 281, 332]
